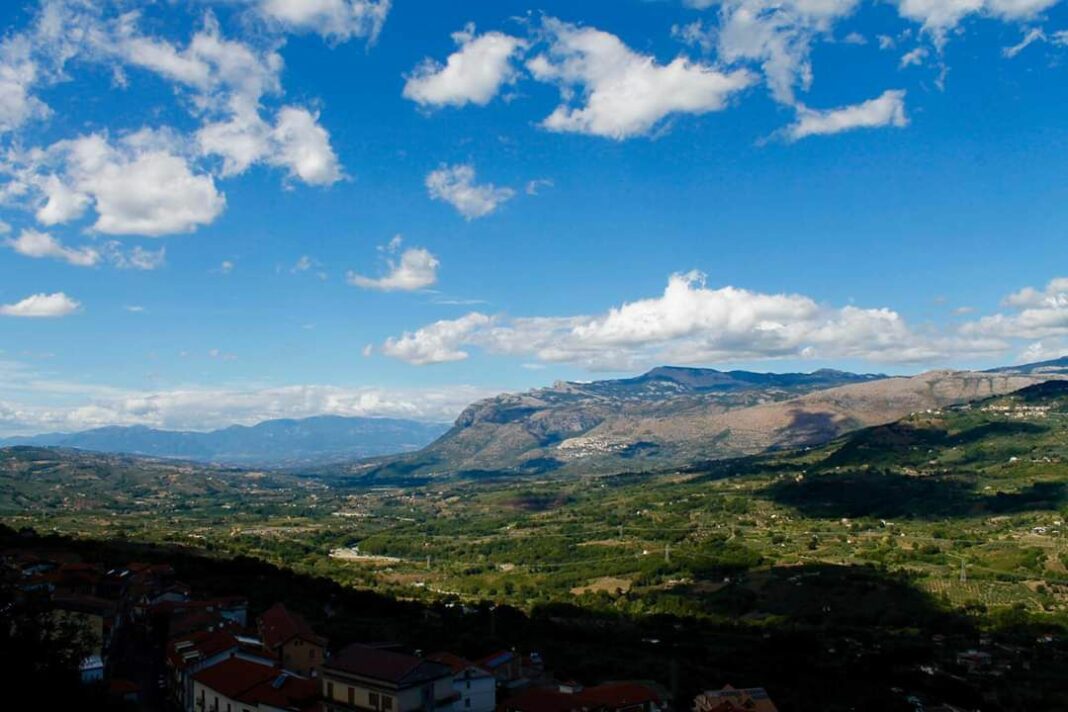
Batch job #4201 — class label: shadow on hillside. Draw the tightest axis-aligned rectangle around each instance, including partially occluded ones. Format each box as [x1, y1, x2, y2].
[824, 421, 1049, 469]
[773, 409, 849, 447]
[762, 471, 1067, 519]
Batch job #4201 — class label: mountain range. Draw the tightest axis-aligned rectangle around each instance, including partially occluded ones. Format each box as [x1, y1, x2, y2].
[0, 416, 449, 468]
[5, 357, 1067, 477]
[350, 358, 1068, 480]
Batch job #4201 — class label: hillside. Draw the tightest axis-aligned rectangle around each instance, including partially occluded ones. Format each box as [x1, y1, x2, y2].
[354, 366, 1059, 479]
[0, 446, 308, 515]
[0, 415, 449, 468]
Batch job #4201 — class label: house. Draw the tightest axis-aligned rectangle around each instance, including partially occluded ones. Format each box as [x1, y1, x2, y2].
[692, 685, 778, 712]
[192, 657, 319, 712]
[321, 644, 457, 712]
[167, 627, 276, 712]
[501, 682, 663, 712]
[426, 652, 496, 712]
[477, 651, 524, 690]
[258, 602, 328, 676]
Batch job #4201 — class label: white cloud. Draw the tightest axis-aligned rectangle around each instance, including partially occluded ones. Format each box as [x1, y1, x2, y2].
[35, 174, 91, 225]
[404, 23, 526, 108]
[713, 0, 858, 106]
[963, 277, 1068, 340]
[1, 130, 226, 237]
[526, 18, 756, 139]
[347, 236, 439, 291]
[0, 292, 81, 318]
[0, 33, 51, 134]
[217, 260, 235, 275]
[0, 378, 492, 435]
[426, 163, 514, 220]
[894, 0, 1060, 43]
[1016, 339, 1068, 363]
[3, 228, 166, 270]
[382, 312, 493, 365]
[381, 271, 1003, 370]
[256, 0, 391, 43]
[6, 229, 99, 267]
[900, 47, 929, 67]
[268, 106, 343, 185]
[103, 242, 166, 270]
[786, 89, 908, 140]
[1002, 27, 1047, 57]
[64, 132, 226, 236]
[525, 178, 554, 195]
[0, 2, 346, 218]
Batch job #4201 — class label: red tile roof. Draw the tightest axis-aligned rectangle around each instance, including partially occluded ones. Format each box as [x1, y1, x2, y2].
[167, 628, 240, 669]
[259, 602, 327, 650]
[194, 657, 278, 698]
[325, 644, 452, 687]
[194, 658, 317, 711]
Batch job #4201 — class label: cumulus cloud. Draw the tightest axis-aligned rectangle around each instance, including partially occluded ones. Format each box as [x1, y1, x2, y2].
[347, 236, 439, 291]
[895, 0, 1060, 43]
[404, 23, 526, 108]
[713, 0, 858, 106]
[256, 0, 391, 43]
[6, 229, 99, 266]
[4, 228, 166, 270]
[527, 18, 756, 139]
[426, 163, 514, 220]
[0, 292, 81, 318]
[380, 271, 1002, 369]
[786, 90, 908, 140]
[0, 2, 346, 238]
[267, 106, 343, 185]
[962, 277, 1068, 341]
[0, 31, 51, 134]
[381, 312, 494, 365]
[52, 131, 225, 236]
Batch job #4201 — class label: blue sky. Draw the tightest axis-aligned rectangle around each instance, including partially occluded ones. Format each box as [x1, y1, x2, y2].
[0, 0, 1067, 433]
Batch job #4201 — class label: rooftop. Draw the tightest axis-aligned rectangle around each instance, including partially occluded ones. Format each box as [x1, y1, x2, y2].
[325, 644, 452, 687]
[259, 602, 327, 650]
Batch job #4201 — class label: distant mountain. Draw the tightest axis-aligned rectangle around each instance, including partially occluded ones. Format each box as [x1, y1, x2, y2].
[352, 365, 1065, 481]
[985, 355, 1068, 376]
[0, 416, 449, 468]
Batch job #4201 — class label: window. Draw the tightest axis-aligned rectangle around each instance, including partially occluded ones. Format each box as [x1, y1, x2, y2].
[466, 699, 471, 709]
[348, 687, 355, 705]
[327, 682, 334, 699]
[369, 692, 380, 709]
[382, 695, 393, 711]
[311, 648, 316, 659]
[466, 680, 471, 690]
